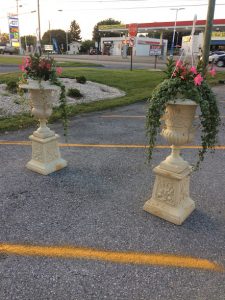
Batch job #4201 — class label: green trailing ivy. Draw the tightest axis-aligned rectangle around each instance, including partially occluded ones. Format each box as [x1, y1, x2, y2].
[146, 58, 220, 169]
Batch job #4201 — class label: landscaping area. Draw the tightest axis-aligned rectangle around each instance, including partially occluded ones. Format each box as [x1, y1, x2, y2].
[0, 63, 224, 132]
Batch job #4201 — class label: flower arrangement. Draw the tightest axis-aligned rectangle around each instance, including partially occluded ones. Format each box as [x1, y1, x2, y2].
[146, 58, 220, 168]
[20, 54, 62, 82]
[19, 54, 68, 136]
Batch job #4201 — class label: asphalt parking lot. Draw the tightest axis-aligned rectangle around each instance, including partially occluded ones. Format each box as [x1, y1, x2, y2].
[0, 86, 225, 299]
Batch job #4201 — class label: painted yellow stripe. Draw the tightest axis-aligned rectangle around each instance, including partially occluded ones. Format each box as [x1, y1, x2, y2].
[102, 115, 145, 118]
[0, 141, 31, 146]
[101, 115, 225, 119]
[0, 243, 223, 272]
[0, 141, 225, 150]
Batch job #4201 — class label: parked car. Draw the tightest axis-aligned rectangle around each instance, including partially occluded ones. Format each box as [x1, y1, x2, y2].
[89, 48, 101, 55]
[216, 54, 225, 67]
[209, 50, 225, 62]
[0, 45, 17, 55]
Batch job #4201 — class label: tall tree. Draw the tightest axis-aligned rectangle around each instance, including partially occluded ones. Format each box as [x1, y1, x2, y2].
[42, 29, 67, 53]
[70, 20, 82, 42]
[79, 40, 95, 54]
[21, 35, 36, 50]
[92, 18, 121, 42]
[0, 33, 9, 43]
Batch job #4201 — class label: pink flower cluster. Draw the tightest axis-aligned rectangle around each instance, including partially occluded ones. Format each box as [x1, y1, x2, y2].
[19, 57, 31, 72]
[19, 54, 62, 81]
[172, 60, 216, 86]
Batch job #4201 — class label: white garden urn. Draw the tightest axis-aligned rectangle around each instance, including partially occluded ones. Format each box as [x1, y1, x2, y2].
[144, 99, 198, 225]
[20, 79, 67, 175]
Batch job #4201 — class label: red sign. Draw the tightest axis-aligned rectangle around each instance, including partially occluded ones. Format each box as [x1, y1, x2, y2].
[128, 23, 138, 37]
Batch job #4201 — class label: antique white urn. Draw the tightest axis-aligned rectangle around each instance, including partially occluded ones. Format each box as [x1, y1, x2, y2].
[144, 99, 198, 225]
[20, 79, 67, 175]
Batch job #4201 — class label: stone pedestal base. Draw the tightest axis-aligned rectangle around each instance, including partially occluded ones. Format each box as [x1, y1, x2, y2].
[26, 134, 67, 175]
[143, 166, 195, 225]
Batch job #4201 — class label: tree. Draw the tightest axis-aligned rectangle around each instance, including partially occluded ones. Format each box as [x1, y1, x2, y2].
[92, 18, 121, 42]
[0, 33, 9, 43]
[21, 35, 36, 50]
[70, 20, 82, 42]
[42, 29, 67, 53]
[79, 40, 95, 54]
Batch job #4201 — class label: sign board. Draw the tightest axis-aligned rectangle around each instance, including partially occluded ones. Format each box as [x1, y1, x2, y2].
[212, 31, 225, 38]
[149, 44, 162, 56]
[128, 23, 138, 37]
[99, 24, 126, 31]
[122, 39, 129, 45]
[183, 36, 191, 43]
[8, 16, 19, 46]
[129, 37, 135, 47]
[44, 45, 53, 51]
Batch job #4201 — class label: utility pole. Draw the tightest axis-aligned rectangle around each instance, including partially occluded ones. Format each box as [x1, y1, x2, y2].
[170, 8, 185, 57]
[202, 0, 216, 73]
[16, 0, 22, 54]
[37, 0, 41, 54]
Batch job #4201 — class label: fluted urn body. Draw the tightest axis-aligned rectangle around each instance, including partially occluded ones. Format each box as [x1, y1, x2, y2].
[160, 99, 198, 173]
[20, 79, 59, 138]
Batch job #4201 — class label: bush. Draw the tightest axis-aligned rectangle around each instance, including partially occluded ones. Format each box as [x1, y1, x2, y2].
[76, 76, 86, 84]
[67, 88, 83, 98]
[6, 80, 18, 94]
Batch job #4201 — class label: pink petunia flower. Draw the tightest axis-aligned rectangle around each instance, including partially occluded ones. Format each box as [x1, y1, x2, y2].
[56, 67, 62, 75]
[209, 68, 216, 77]
[176, 60, 183, 68]
[194, 74, 204, 86]
[190, 66, 197, 74]
[19, 65, 25, 71]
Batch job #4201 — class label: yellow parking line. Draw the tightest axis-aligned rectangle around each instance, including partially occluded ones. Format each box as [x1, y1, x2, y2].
[102, 115, 145, 118]
[0, 243, 223, 272]
[101, 115, 225, 119]
[0, 141, 225, 149]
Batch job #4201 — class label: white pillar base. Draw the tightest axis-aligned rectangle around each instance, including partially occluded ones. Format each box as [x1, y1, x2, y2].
[143, 166, 195, 225]
[26, 134, 67, 175]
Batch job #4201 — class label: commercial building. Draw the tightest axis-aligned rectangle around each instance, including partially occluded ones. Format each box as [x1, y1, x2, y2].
[100, 36, 168, 57]
[99, 19, 225, 57]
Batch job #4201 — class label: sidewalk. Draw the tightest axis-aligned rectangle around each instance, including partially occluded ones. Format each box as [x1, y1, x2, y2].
[0, 86, 224, 299]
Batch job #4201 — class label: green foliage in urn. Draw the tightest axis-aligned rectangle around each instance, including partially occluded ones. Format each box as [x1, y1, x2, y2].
[146, 58, 220, 168]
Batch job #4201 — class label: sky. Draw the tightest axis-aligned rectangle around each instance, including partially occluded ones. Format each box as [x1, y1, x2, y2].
[1, 0, 225, 40]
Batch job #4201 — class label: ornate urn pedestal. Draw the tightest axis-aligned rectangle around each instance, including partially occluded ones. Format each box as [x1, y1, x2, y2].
[144, 100, 197, 225]
[20, 80, 67, 175]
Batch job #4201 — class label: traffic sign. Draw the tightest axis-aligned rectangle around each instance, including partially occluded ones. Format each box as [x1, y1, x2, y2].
[129, 37, 135, 47]
[128, 23, 138, 37]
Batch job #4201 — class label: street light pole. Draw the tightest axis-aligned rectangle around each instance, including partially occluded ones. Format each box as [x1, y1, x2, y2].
[170, 7, 185, 57]
[58, 10, 69, 54]
[202, 0, 216, 74]
[37, 0, 41, 54]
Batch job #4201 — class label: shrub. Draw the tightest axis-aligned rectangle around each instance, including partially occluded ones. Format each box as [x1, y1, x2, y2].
[6, 80, 18, 94]
[67, 88, 83, 98]
[76, 76, 86, 84]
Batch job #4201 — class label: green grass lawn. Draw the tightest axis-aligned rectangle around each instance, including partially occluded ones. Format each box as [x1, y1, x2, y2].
[0, 56, 102, 67]
[0, 67, 224, 132]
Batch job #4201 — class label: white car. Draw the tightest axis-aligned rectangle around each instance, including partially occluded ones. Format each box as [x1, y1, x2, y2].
[209, 51, 225, 62]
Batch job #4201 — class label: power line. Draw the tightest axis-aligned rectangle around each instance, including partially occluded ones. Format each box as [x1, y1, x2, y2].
[54, 3, 225, 10]
[59, 0, 210, 2]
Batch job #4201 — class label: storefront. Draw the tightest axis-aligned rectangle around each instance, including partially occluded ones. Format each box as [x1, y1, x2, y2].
[100, 36, 168, 57]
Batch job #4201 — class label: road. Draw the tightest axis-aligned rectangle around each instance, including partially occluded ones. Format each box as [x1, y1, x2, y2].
[1, 54, 225, 72]
[0, 86, 224, 299]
